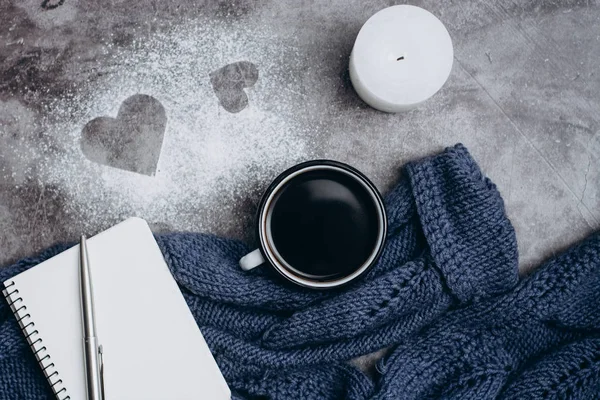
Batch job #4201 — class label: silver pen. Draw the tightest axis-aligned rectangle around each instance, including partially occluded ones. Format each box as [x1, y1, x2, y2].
[79, 235, 105, 400]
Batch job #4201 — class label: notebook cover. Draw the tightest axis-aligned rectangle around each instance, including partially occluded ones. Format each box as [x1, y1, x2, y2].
[2, 218, 231, 400]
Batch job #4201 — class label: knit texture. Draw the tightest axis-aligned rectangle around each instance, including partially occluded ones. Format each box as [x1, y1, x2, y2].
[0, 144, 598, 399]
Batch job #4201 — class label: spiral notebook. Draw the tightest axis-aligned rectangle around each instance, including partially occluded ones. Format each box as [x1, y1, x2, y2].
[2, 218, 231, 400]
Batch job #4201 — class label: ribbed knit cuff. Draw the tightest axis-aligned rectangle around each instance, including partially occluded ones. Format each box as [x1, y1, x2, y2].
[406, 144, 519, 303]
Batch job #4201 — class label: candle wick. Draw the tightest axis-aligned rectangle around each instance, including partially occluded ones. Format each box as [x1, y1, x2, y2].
[396, 56, 405, 61]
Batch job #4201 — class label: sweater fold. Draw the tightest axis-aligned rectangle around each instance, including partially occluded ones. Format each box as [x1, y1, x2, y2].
[374, 233, 600, 400]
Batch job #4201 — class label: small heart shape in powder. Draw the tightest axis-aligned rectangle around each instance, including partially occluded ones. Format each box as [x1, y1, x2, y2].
[210, 61, 259, 113]
[81, 94, 167, 176]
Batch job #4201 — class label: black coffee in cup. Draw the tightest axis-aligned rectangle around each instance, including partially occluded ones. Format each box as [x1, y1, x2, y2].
[268, 170, 380, 281]
[240, 160, 387, 289]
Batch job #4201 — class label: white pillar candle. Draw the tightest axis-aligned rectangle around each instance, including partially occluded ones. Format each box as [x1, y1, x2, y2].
[349, 5, 453, 113]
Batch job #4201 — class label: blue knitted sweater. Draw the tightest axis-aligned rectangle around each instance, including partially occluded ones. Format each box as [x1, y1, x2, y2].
[1, 145, 598, 399]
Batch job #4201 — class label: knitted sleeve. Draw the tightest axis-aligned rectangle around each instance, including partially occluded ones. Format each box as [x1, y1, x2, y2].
[405, 144, 519, 302]
[374, 232, 600, 400]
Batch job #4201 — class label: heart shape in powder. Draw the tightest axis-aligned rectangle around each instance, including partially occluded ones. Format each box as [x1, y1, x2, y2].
[81, 94, 167, 176]
[210, 61, 259, 113]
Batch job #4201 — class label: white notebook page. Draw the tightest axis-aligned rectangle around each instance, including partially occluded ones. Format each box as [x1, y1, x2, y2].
[3, 218, 230, 400]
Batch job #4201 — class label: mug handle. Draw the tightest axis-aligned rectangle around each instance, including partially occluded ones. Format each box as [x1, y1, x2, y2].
[239, 249, 266, 271]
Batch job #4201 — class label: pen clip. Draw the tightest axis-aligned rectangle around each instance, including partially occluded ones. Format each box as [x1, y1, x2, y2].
[99, 344, 106, 400]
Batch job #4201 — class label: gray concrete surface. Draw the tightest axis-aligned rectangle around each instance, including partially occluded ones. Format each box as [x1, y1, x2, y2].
[1, 0, 599, 276]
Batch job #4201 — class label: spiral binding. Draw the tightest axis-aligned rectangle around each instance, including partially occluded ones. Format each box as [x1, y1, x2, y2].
[2, 281, 71, 400]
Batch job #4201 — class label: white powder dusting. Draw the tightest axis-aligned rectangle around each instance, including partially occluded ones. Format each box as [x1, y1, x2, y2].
[33, 18, 318, 235]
